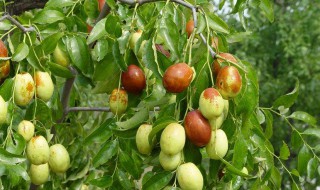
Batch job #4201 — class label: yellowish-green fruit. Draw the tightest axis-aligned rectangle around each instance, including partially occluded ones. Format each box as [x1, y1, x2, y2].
[53, 44, 70, 67]
[136, 124, 155, 155]
[49, 144, 70, 173]
[27, 136, 50, 165]
[206, 129, 228, 160]
[29, 163, 49, 185]
[0, 95, 7, 124]
[129, 30, 142, 50]
[199, 88, 224, 120]
[159, 151, 181, 171]
[14, 73, 35, 106]
[109, 89, 128, 115]
[209, 115, 224, 130]
[17, 120, 35, 141]
[160, 123, 185, 155]
[223, 99, 229, 120]
[34, 71, 54, 102]
[177, 162, 203, 190]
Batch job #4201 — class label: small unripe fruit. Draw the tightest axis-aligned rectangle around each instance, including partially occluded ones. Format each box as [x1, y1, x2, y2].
[29, 163, 49, 185]
[0, 60, 10, 79]
[184, 110, 211, 147]
[34, 71, 54, 102]
[0, 95, 7, 124]
[160, 123, 185, 155]
[186, 20, 194, 37]
[17, 120, 35, 141]
[27, 136, 50, 165]
[49, 144, 70, 173]
[109, 89, 128, 115]
[53, 44, 70, 67]
[206, 129, 228, 160]
[216, 66, 242, 99]
[209, 115, 224, 130]
[129, 30, 142, 50]
[212, 53, 237, 77]
[177, 162, 203, 190]
[121, 64, 146, 94]
[14, 72, 35, 106]
[162, 63, 193, 93]
[159, 151, 182, 171]
[199, 88, 224, 120]
[136, 124, 155, 155]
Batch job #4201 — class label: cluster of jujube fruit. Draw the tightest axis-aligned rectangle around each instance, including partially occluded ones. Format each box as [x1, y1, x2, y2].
[0, 40, 71, 185]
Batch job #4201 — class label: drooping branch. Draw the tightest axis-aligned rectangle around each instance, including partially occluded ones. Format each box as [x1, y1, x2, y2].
[6, 0, 47, 15]
[0, 14, 35, 33]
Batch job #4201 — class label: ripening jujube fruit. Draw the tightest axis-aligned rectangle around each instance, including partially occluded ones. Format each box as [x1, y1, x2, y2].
[14, 72, 35, 106]
[216, 66, 242, 99]
[184, 110, 211, 147]
[98, 0, 105, 12]
[109, 88, 128, 115]
[27, 136, 50, 165]
[0, 61, 10, 79]
[0, 95, 7, 124]
[49, 144, 70, 173]
[53, 44, 70, 67]
[162, 63, 193, 93]
[160, 123, 186, 155]
[136, 124, 155, 155]
[0, 39, 8, 57]
[29, 163, 49, 185]
[121, 64, 146, 94]
[17, 120, 35, 141]
[199, 88, 224, 120]
[209, 114, 224, 130]
[159, 151, 182, 171]
[34, 71, 54, 102]
[212, 53, 237, 77]
[186, 20, 194, 37]
[206, 129, 228, 160]
[177, 162, 203, 190]
[129, 30, 142, 50]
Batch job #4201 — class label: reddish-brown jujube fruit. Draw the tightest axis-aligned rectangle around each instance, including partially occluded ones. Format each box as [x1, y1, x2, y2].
[186, 20, 194, 37]
[121, 64, 146, 94]
[0, 40, 10, 79]
[212, 53, 237, 77]
[0, 39, 8, 57]
[216, 66, 242, 99]
[184, 110, 211, 147]
[162, 63, 193, 93]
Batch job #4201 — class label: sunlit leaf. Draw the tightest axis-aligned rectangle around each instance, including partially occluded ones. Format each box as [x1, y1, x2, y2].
[143, 171, 173, 190]
[12, 42, 29, 62]
[288, 111, 317, 127]
[279, 141, 290, 160]
[273, 79, 299, 109]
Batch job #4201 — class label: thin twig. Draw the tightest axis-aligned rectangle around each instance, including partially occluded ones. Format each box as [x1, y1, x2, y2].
[68, 107, 111, 112]
[0, 14, 35, 33]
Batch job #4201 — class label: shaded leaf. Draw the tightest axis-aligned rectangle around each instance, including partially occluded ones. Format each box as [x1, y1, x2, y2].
[119, 150, 142, 179]
[143, 171, 173, 190]
[273, 79, 299, 109]
[87, 18, 107, 44]
[47, 61, 73, 78]
[41, 32, 64, 54]
[148, 116, 176, 145]
[303, 128, 320, 139]
[307, 158, 318, 179]
[279, 141, 290, 160]
[259, 0, 274, 22]
[84, 118, 113, 145]
[92, 139, 118, 167]
[89, 175, 113, 188]
[297, 145, 312, 175]
[0, 148, 26, 165]
[46, 0, 74, 8]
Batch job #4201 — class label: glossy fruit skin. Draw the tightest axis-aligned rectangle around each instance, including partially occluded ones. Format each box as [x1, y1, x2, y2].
[209, 114, 224, 130]
[216, 66, 242, 99]
[129, 31, 142, 50]
[53, 44, 70, 67]
[0, 39, 8, 57]
[186, 20, 194, 37]
[17, 120, 35, 141]
[159, 151, 182, 171]
[212, 53, 237, 77]
[121, 64, 146, 94]
[0, 95, 7, 124]
[109, 89, 128, 115]
[29, 163, 49, 185]
[162, 63, 193, 93]
[34, 71, 54, 102]
[27, 136, 50, 165]
[136, 124, 155, 155]
[206, 129, 228, 160]
[49, 144, 70, 173]
[160, 123, 185, 155]
[184, 110, 211, 147]
[177, 162, 203, 190]
[98, 0, 105, 12]
[0, 60, 10, 79]
[14, 73, 35, 106]
[199, 88, 224, 120]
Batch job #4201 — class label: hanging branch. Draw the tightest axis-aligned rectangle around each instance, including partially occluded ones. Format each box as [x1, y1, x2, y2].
[0, 13, 35, 33]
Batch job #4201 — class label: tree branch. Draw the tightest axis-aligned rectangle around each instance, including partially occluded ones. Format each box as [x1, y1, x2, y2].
[0, 14, 35, 33]
[96, 3, 111, 24]
[68, 107, 111, 112]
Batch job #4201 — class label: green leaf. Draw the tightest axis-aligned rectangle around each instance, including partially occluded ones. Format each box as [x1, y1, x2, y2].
[93, 39, 109, 62]
[105, 14, 122, 37]
[25, 100, 52, 125]
[0, 78, 14, 101]
[66, 35, 93, 75]
[226, 32, 252, 43]
[84, 119, 113, 145]
[6, 133, 26, 155]
[112, 41, 127, 71]
[117, 169, 134, 189]
[0, 21, 11, 30]
[220, 158, 250, 177]
[279, 141, 290, 160]
[158, 17, 180, 59]
[7, 164, 29, 181]
[148, 116, 176, 145]
[262, 109, 273, 139]
[206, 12, 230, 34]
[116, 108, 149, 130]
[83, 0, 99, 19]
[47, 61, 73, 78]
[143, 171, 174, 190]
[183, 140, 202, 165]
[46, 0, 74, 8]
[41, 32, 64, 54]
[273, 79, 299, 109]
[259, 0, 274, 22]
[232, 134, 247, 169]
[92, 139, 118, 167]
[87, 18, 107, 44]
[119, 150, 142, 179]
[0, 148, 26, 165]
[302, 128, 320, 139]
[12, 42, 29, 62]
[89, 175, 113, 188]
[297, 145, 312, 175]
[288, 111, 317, 127]
[67, 160, 90, 181]
[33, 9, 65, 24]
[270, 167, 281, 189]
[231, 0, 246, 14]
[307, 158, 318, 179]
[143, 39, 162, 79]
[26, 46, 43, 70]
